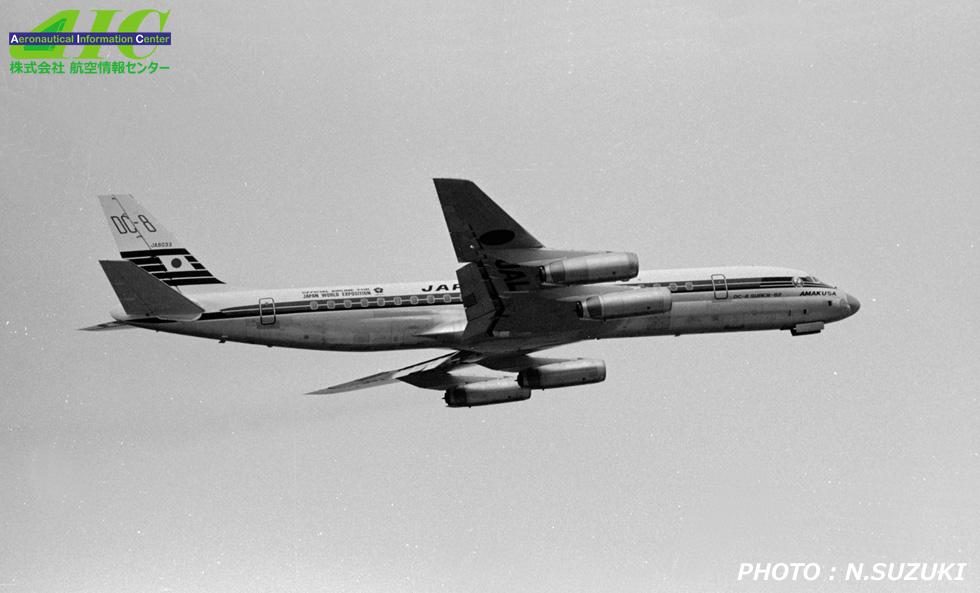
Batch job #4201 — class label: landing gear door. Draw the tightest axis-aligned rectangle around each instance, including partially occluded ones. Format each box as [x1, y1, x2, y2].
[711, 274, 728, 300]
[259, 297, 276, 325]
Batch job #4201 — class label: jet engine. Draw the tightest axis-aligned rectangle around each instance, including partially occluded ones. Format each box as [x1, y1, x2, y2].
[444, 379, 531, 407]
[539, 252, 639, 285]
[577, 287, 672, 320]
[518, 359, 606, 389]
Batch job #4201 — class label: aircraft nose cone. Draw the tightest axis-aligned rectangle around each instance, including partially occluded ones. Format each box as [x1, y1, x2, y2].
[846, 294, 861, 315]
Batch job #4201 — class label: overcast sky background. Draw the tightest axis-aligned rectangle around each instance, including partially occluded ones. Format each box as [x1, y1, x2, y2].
[1, 1, 978, 591]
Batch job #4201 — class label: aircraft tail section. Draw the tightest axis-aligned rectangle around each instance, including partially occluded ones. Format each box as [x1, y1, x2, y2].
[98, 194, 223, 288]
[99, 260, 205, 321]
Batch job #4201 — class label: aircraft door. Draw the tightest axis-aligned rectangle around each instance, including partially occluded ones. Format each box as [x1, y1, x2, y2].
[711, 274, 728, 300]
[258, 297, 276, 325]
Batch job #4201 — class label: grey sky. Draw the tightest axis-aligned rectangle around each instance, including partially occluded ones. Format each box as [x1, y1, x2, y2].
[1, 1, 978, 591]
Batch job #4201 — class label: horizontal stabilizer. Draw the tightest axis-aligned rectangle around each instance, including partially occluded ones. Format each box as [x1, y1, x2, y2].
[100, 260, 204, 321]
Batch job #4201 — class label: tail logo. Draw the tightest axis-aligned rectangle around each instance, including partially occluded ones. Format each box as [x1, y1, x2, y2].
[110, 214, 156, 235]
[99, 194, 223, 287]
[120, 248, 221, 286]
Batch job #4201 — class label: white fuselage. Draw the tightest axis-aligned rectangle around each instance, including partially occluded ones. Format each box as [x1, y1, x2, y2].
[115, 266, 856, 353]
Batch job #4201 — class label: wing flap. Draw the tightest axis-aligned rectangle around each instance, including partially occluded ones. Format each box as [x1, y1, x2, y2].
[456, 261, 506, 342]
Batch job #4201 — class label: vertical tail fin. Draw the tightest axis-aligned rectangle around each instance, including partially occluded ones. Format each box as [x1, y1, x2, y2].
[98, 195, 224, 288]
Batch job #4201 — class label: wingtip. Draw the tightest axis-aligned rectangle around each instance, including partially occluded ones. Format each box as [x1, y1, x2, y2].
[433, 177, 474, 186]
[305, 388, 335, 395]
[79, 320, 133, 331]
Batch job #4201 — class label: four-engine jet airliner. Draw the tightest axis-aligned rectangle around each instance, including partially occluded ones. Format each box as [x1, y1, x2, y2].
[86, 179, 860, 406]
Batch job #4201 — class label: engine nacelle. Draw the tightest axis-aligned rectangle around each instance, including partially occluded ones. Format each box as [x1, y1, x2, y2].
[577, 287, 672, 320]
[518, 359, 606, 389]
[539, 252, 639, 285]
[444, 379, 531, 407]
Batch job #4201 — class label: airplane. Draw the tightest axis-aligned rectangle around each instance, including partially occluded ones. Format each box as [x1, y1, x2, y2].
[85, 179, 860, 407]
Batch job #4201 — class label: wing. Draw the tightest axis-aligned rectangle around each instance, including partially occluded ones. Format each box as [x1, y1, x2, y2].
[434, 179, 544, 263]
[307, 352, 473, 394]
[308, 351, 591, 395]
[433, 179, 636, 346]
[79, 320, 136, 331]
[310, 179, 627, 398]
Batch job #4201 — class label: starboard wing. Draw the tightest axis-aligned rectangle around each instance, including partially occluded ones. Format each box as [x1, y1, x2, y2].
[433, 179, 626, 344]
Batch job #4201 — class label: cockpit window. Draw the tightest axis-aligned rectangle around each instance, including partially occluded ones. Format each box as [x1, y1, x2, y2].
[792, 277, 804, 287]
[800, 275, 833, 288]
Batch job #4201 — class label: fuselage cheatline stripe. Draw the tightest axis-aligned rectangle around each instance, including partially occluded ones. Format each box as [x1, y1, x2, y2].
[198, 276, 834, 321]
